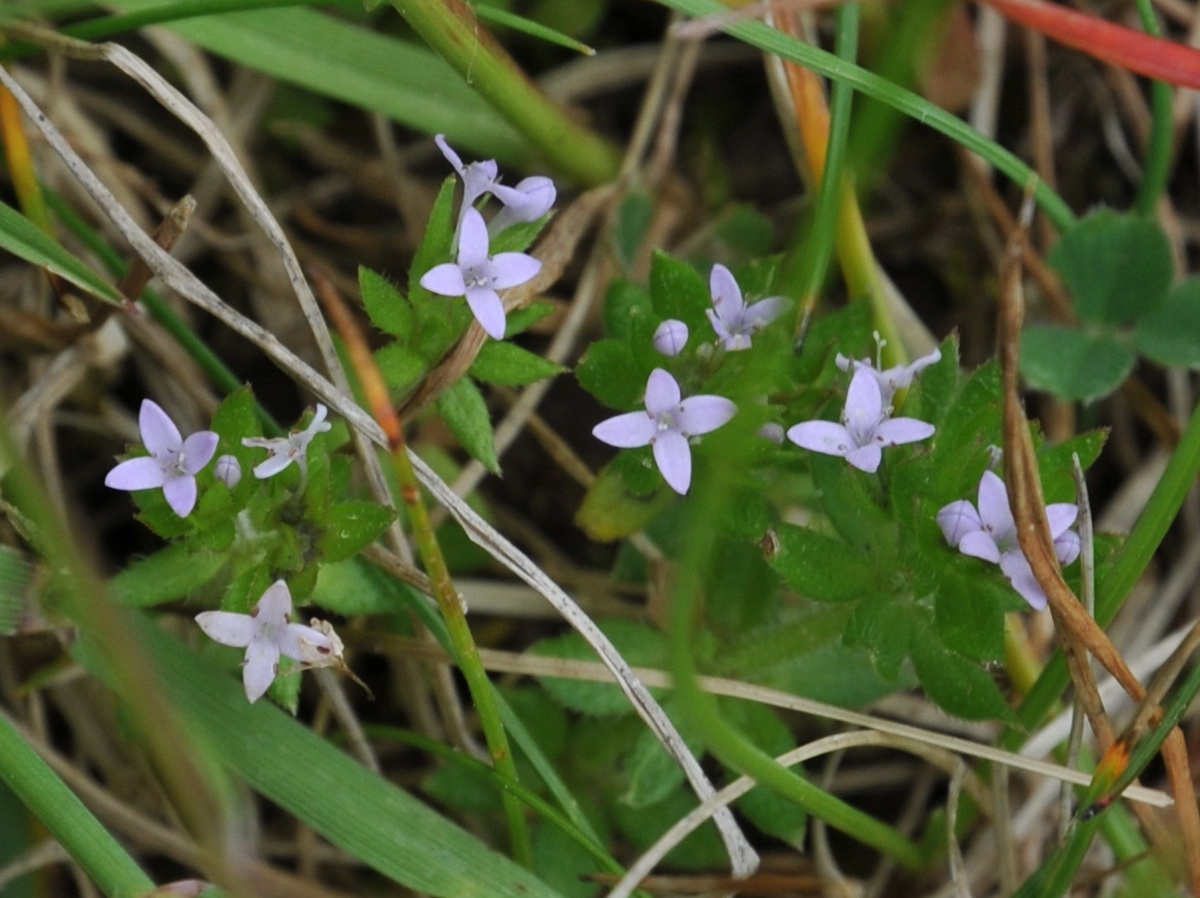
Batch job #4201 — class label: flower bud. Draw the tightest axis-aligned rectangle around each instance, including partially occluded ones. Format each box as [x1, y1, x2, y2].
[653, 319, 689, 357]
[214, 454, 242, 488]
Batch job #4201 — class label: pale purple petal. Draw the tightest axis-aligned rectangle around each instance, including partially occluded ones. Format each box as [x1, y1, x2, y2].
[490, 177, 556, 232]
[139, 399, 183, 457]
[872, 417, 935, 447]
[644, 369, 682, 415]
[786, 420, 852, 457]
[653, 319, 689, 356]
[256, 580, 294, 626]
[959, 531, 1002, 564]
[300, 404, 333, 441]
[242, 638, 281, 703]
[1055, 530, 1081, 567]
[742, 296, 788, 328]
[180, 431, 218, 475]
[593, 411, 657, 448]
[434, 134, 466, 175]
[457, 209, 491, 269]
[677, 396, 737, 436]
[706, 309, 734, 347]
[1046, 503, 1079, 538]
[489, 251, 541, 290]
[976, 471, 1015, 535]
[937, 500, 981, 547]
[845, 444, 883, 473]
[214, 455, 242, 488]
[195, 610, 258, 648]
[465, 285, 507, 339]
[252, 453, 294, 479]
[842, 368, 885, 443]
[709, 264, 745, 316]
[1000, 552, 1048, 611]
[105, 456, 168, 490]
[162, 475, 198, 517]
[652, 430, 692, 494]
[420, 263, 467, 297]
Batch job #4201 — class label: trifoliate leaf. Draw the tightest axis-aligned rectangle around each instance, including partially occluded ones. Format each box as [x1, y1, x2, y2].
[1136, 278, 1200, 368]
[1020, 324, 1134, 402]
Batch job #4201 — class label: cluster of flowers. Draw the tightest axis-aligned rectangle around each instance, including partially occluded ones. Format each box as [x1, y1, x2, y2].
[104, 399, 342, 701]
[593, 310, 1080, 610]
[419, 135, 555, 340]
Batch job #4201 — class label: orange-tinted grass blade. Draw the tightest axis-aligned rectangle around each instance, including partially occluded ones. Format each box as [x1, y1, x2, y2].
[0, 82, 52, 235]
[975, 0, 1200, 90]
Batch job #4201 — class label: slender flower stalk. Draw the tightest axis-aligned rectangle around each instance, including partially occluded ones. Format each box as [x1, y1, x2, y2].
[311, 266, 532, 866]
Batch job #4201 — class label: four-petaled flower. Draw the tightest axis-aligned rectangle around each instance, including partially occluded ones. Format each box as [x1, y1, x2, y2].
[105, 399, 218, 517]
[787, 366, 935, 473]
[836, 347, 942, 405]
[195, 580, 338, 703]
[419, 208, 542, 339]
[707, 264, 787, 351]
[243, 404, 331, 479]
[593, 368, 736, 495]
[937, 470, 1080, 611]
[435, 134, 555, 237]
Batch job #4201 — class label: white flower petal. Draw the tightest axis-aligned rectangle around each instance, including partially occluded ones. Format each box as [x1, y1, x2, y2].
[644, 369, 682, 415]
[465, 286, 507, 339]
[457, 209, 491, 269]
[786, 420, 852, 457]
[653, 430, 692, 494]
[844, 444, 883, 473]
[162, 475, 198, 517]
[256, 581, 294, 626]
[959, 531, 1002, 564]
[242, 638, 281, 703]
[842, 368, 885, 443]
[105, 456, 168, 491]
[593, 411, 657, 448]
[180, 431, 219, 475]
[139, 399, 183, 457]
[873, 417, 935, 447]
[195, 610, 258, 648]
[420, 262, 467, 297]
[489, 252, 541, 290]
[709, 264, 744, 316]
[677, 396, 736, 436]
[936, 500, 981, 547]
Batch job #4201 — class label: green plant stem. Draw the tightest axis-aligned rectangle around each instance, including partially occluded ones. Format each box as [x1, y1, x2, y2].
[1011, 388, 1200, 737]
[780, 3, 858, 322]
[0, 711, 154, 898]
[667, 465, 922, 871]
[385, 434, 532, 866]
[1131, 0, 1173, 215]
[657, 0, 1077, 231]
[388, 0, 620, 185]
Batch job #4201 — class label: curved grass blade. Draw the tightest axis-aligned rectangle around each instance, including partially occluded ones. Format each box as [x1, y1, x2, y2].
[0, 199, 122, 305]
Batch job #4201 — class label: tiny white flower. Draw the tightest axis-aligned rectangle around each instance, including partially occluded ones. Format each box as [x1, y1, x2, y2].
[195, 580, 340, 703]
[242, 404, 331, 479]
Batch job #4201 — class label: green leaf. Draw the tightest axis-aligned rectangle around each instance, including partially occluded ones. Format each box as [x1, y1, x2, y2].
[532, 620, 668, 716]
[910, 630, 1014, 722]
[470, 341, 565, 386]
[1135, 278, 1200, 368]
[376, 342, 428, 395]
[436, 379, 500, 474]
[767, 524, 878, 603]
[648, 250, 711, 329]
[845, 594, 916, 683]
[624, 713, 691, 808]
[575, 339, 647, 410]
[317, 502, 395, 563]
[360, 266, 413, 338]
[575, 461, 671, 542]
[1020, 324, 1135, 402]
[1047, 209, 1172, 326]
[409, 178, 458, 304]
[722, 701, 806, 844]
[932, 570, 1005, 662]
[109, 545, 225, 608]
[0, 199, 122, 306]
[612, 192, 653, 271]
[73, 616, 566, 898]
[601, 280, 654, 343]
[313, 558, 424, 617]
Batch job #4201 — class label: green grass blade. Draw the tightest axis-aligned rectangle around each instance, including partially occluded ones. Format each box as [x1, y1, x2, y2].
[73, 612, 567, 898]
[102, 1, 529, 162]
[656, 0, 1076, 232]
[0, 711, 155, 898]
[0, 198, 122, 305]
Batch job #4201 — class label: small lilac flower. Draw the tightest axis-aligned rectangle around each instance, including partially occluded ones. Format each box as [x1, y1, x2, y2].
[653, 319, 689, 356]
[837, 346, 942, 405]
[706, 264, 787, 351]
[419, 208, 541, 339]
[214, 454, 242, 489]
[592, 368, 736, 495]
[786, 366, 935, 473]
[937, 470, 1080, 610]
[104, 399, 218, 517]
[195, 580, 337, 703]
[435, 134, 556, 236]
[242, 404, 331, 479]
